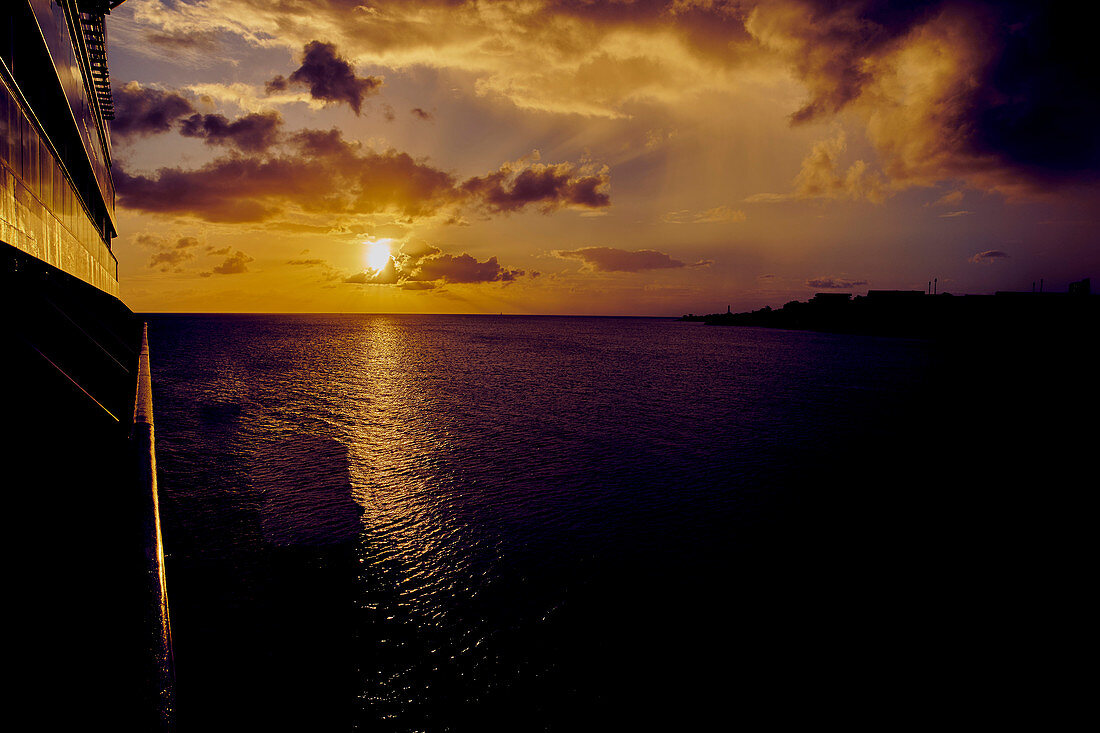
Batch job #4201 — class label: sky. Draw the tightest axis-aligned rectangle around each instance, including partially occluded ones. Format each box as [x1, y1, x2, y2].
[105, 0, 1100, 315]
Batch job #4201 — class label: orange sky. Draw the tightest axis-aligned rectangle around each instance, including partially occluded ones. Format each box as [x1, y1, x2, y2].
[107, 0, 1099, 314]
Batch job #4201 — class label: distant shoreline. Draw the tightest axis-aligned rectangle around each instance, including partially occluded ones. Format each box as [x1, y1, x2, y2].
[681, 282, 1097, 340]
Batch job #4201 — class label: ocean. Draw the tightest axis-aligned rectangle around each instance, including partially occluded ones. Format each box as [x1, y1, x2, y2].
[146, 314, 1084, 731]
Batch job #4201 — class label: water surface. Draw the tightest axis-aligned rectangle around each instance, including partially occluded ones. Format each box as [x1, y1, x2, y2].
[149, 315, 940, 730]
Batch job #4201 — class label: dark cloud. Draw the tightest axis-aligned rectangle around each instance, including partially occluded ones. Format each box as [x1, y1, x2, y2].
[969, 6, 1100, 180]
[267, 41, 383, 115]
[113, 83, 284, 154]
[209, 251, 254, 275]
[410, 107, 434, 121]
[410, 253, 524, 283]
[288, 127, 359, 158]
[179, 111, 283, 153]
[111, 82, 195, 139]
[805, 277, 868, 289]
[138, 234, 202, 271]
[115, 159, 293, 222]
[115, 130, 612, 224]
[759, 0, 943, 125]
[969, 250, 1010, 264]
[553, 246, 695, 272]
[287, 258, 329, 266]
[750, 1, 1100, 190]
[462, 163, 611, 213]
[148, 250, 192, 270]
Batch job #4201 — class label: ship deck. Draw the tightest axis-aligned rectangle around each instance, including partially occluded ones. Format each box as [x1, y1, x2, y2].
[3, 241, 171, 729]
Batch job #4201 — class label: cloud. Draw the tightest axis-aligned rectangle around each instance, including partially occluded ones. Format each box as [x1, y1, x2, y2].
[553, 247, 707, 272]
[938, 210, 972, 218]
[344, 242, 525, 286]
[746, 0, 1100, 194]
[664, 206, 746, 223]
[179, 111, 283, 153]
[410, 253, 524, 283]
[115, 129, 611, 224]
[694, 205, 747, 223]
[806, 277, 868, 289]
[266, 41, 383, 115]
[137, 233, 203, 271]
[113, 82, 286, 152]
[111, 81, 195, 139]
[750, 130, 885, 203]
[142, 29, 222, 54]
[126, 1, 1100, 195]
[969, 250, 1009, 264]
[122, 0, 756, 119]
[410, 107, 434, 121]
[462, 161, 611, 214]
[186, 81, 319, 113]
[209, 250, 254, 275]
[930, 190, 965, 207]
[794, 131, 884, 202]
[148, 250, 193, 270]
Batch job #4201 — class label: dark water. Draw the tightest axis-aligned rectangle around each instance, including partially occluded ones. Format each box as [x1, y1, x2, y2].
[146, 315, 1087, 730]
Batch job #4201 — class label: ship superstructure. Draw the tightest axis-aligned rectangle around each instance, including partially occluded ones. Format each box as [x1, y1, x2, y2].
[2, 0, 120, 293]
[2, 3, 173, 729]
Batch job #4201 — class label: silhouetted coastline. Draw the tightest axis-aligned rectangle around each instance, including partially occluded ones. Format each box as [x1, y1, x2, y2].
[682, 278, 1097, 339]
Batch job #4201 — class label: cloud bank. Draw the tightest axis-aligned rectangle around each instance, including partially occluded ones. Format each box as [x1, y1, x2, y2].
[123, 0, 1100, 196]
[114, 125, 610, 225]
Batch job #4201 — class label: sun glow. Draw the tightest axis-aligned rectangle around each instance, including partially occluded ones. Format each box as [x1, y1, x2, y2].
[366, 240, 393, 271]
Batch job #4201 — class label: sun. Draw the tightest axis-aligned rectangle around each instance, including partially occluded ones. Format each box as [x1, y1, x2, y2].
[366, 239, 393, 271]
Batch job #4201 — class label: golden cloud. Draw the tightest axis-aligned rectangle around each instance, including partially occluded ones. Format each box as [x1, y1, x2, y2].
[115, 126, 611, 224]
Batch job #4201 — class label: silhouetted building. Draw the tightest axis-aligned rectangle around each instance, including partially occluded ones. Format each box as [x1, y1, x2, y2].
[867, 290, 925, 299]
[811, 292, 853, 305]
[1069, 278, 1091, 296]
